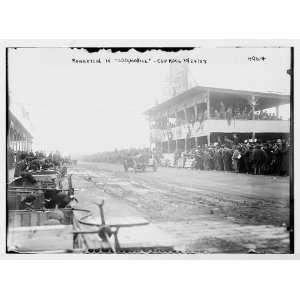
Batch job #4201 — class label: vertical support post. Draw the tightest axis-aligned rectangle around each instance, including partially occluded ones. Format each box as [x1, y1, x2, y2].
[184, 108, 187, 153]
[183, 108, 188, 123]
[166, 112, 170, 153]
[207, 133, 211, 146]
[194, 104, 198, 122]
[17, 135, 20, 151]
[14, 132, 17, 151]
[175, 110, 178, 153]
[207, 90, 210, 119]
[12, 132, 15, 151]
[194, 105, 198, 148]
[250, 95, 256, 140]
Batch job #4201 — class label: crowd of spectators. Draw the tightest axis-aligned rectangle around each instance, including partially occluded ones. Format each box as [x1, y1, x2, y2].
[7, 148, 70, 178]
[82, 136, 290, 176]
[210, 102, 282, 121]
[150, 102, 283, 130]
[178, 137, 290, 176]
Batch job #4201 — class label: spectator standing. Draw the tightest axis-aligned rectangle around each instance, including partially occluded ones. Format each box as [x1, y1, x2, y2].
[251, 145, 266, 175]
[232, 147, 241, 173]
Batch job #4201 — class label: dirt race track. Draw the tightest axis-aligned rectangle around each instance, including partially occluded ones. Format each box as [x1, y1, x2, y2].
[71, 162, 291, 254]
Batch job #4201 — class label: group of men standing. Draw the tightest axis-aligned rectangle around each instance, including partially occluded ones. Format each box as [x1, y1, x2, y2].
[182, 139, 290, 176]
[8, 149, 69, 178]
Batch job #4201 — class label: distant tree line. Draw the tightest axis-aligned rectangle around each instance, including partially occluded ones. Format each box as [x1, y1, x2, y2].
[82, 147, 151, 164]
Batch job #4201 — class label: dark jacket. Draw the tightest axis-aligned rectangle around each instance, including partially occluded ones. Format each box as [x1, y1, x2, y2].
[251, 148, 266, 162]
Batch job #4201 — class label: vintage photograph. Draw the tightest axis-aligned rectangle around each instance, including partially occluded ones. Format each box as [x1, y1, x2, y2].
[6, 46, 293, 254]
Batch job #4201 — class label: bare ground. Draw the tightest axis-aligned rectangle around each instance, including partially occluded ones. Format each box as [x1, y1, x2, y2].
[71, 162, 291, 254]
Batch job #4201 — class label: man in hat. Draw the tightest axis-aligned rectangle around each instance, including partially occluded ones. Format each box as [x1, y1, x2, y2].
[43, 190, 73, 209]
[214, 146, 224, 171]
[14, 153, 28, 177]
[232, 146, 241, 173]
[270, 142, 281, 175]
[251, 144, 266, 175]
[222, 146, 233, 171]
[240, 144, 250, 174]
[19, 194, 36, 210]
[203, 146, 211, 170]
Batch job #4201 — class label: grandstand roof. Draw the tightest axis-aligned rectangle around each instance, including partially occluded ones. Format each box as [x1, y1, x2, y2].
[9, 111, 33, 139]
[145, 86, 290, 116]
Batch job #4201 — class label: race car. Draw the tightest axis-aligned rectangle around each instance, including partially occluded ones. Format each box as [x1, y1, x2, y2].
[123, 154, 157, 172]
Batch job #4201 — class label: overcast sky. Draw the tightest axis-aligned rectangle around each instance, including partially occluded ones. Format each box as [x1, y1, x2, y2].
[8, 47, 291, 155]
